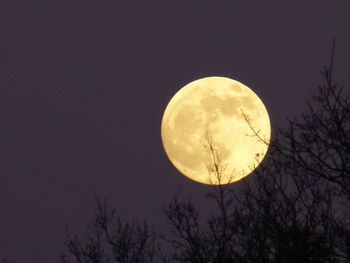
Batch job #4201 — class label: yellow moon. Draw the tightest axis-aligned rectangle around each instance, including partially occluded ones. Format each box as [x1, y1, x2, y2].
[161, 76, 271, 185]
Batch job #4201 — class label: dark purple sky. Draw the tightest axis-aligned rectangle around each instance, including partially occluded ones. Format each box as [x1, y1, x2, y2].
[0, 1, 349, 262]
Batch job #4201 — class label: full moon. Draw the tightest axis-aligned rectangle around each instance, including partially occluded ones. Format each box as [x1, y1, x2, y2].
[161, 77, 271, 185]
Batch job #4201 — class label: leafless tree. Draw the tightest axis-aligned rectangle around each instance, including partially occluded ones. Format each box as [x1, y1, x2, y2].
[276, 62, 350, 201]
[261, 40, 350, 198]
[230, 147, 340, 262]
[268, 39, 350, 261]
[163, 130, 237, 262]
[61, 196, 159, 263]
[163, 127, 343, 262]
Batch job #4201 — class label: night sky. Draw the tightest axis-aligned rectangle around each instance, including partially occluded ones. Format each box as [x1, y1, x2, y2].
[1, 1, 349, 262]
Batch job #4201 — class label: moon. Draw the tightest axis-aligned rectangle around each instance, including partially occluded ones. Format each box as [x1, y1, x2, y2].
[161, 76, 271, 185]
